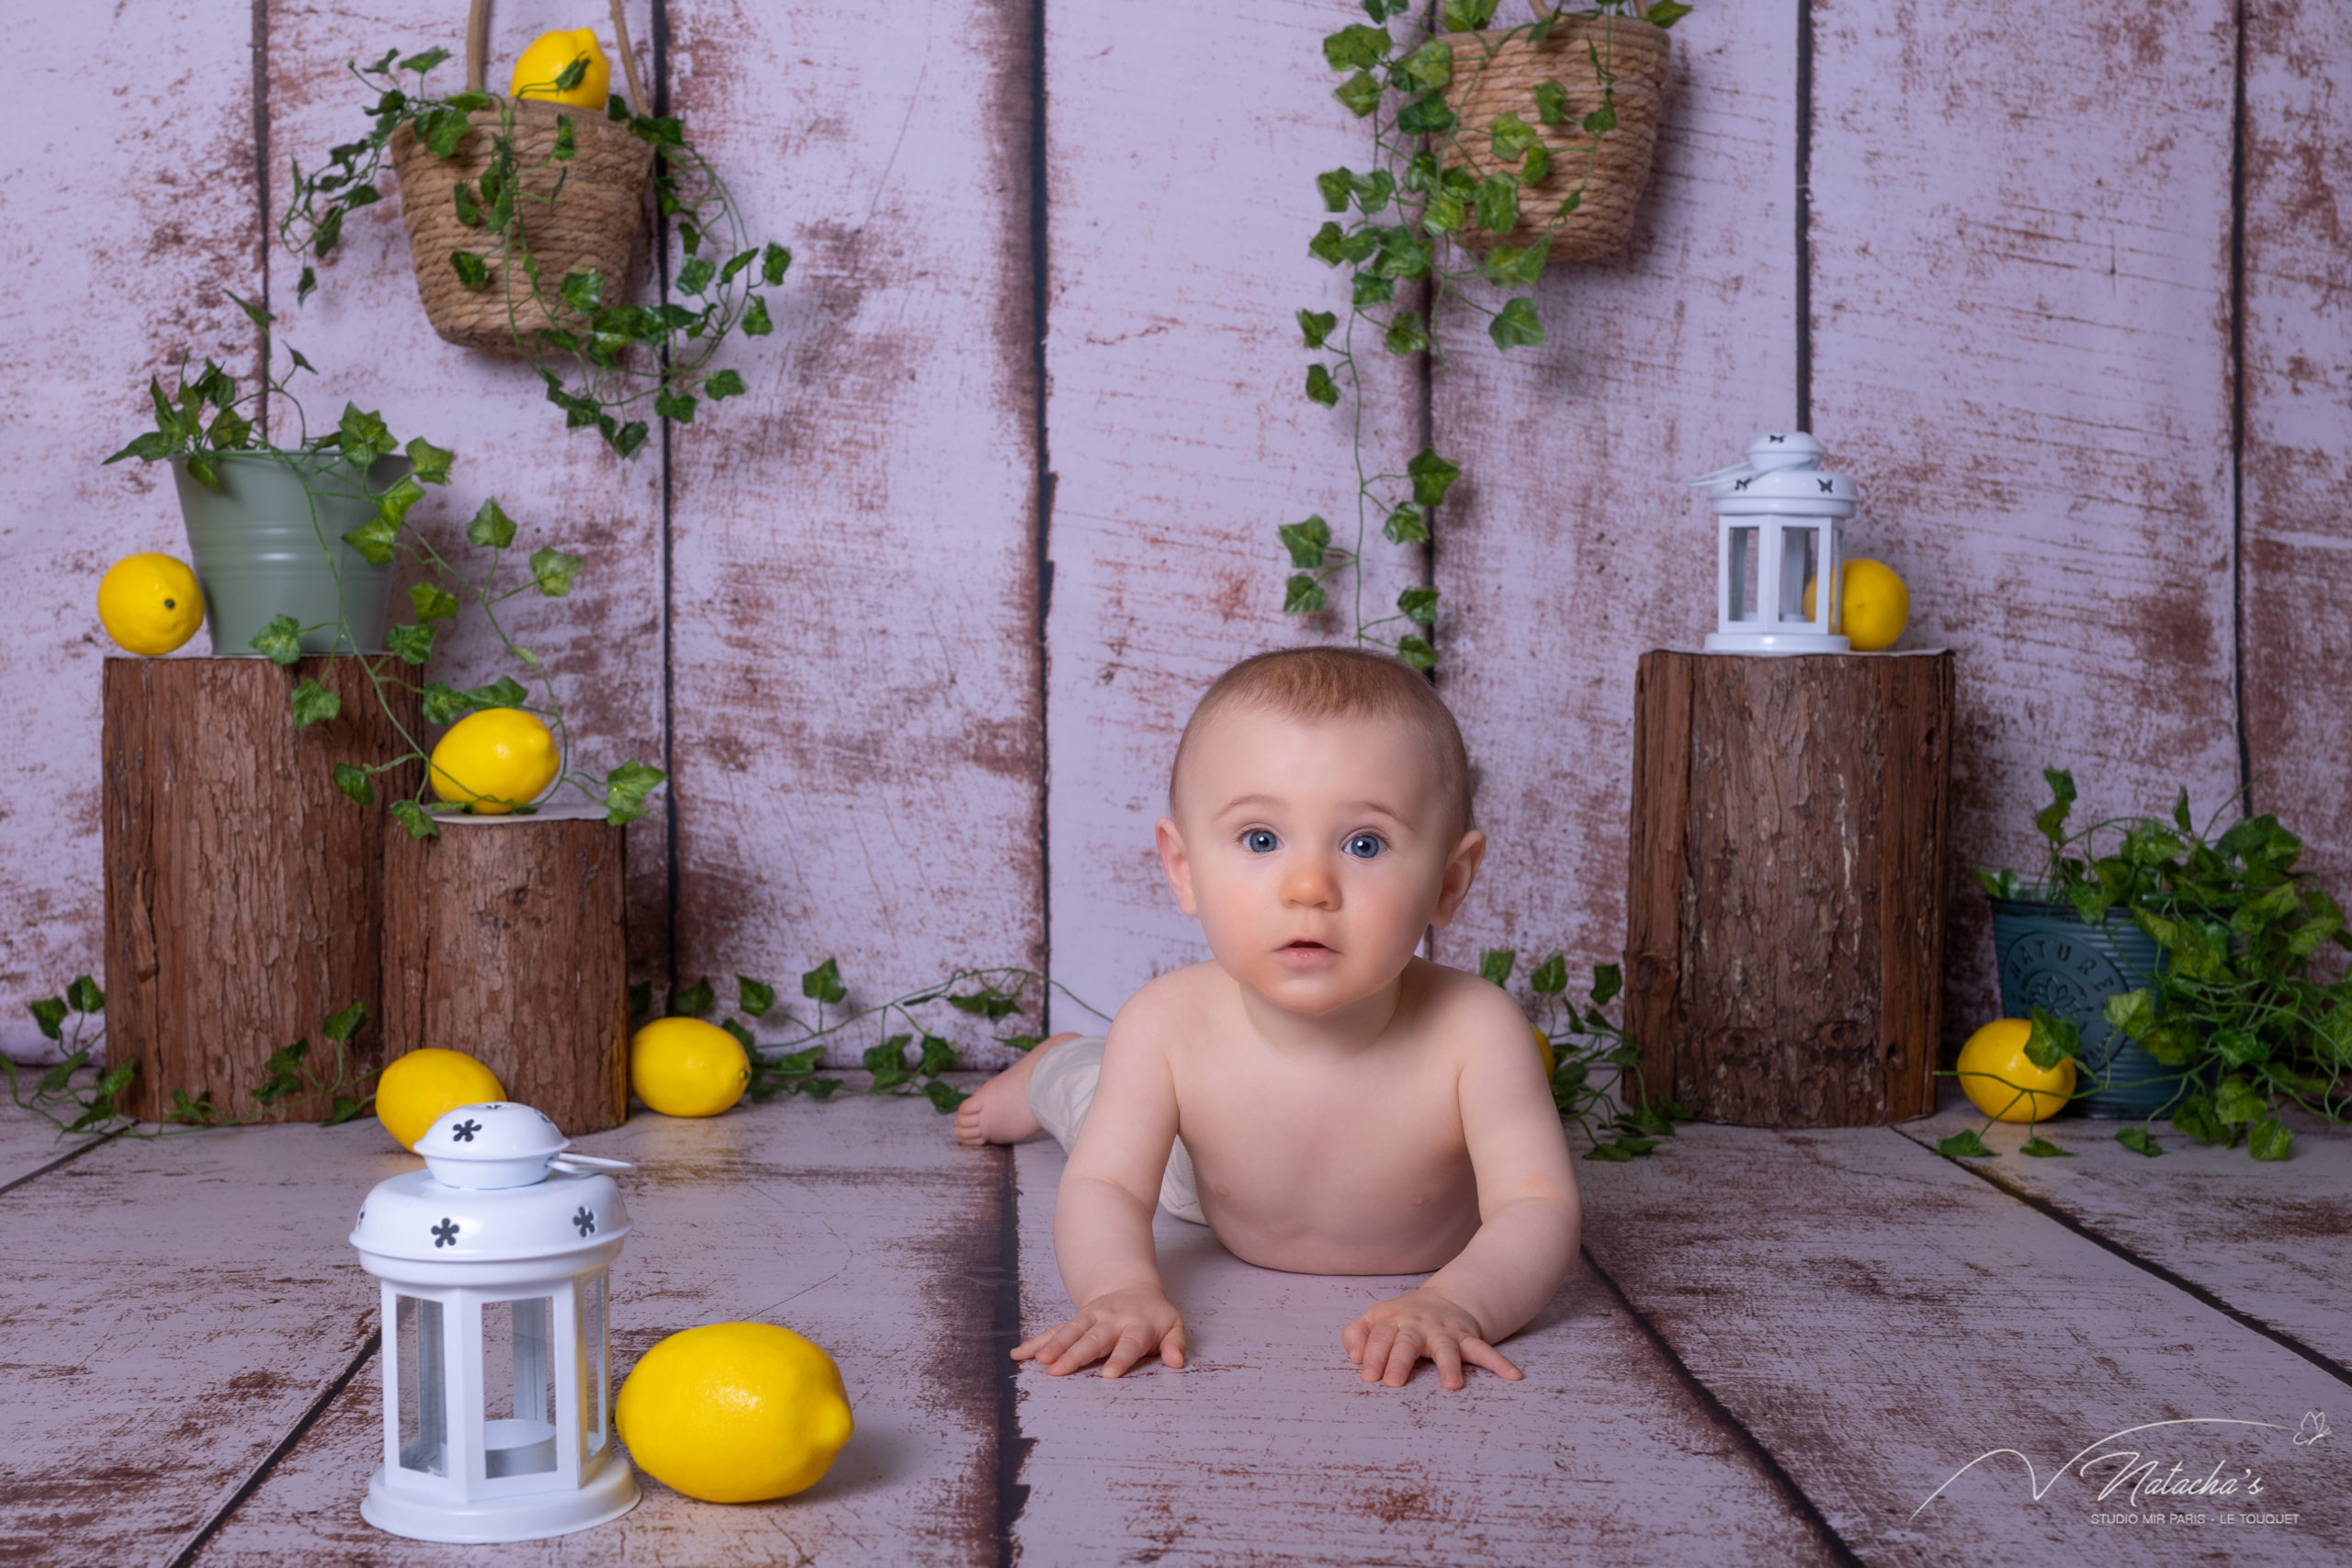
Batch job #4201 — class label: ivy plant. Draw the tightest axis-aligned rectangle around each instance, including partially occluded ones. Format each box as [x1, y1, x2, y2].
[281, 46, 789, 457]
[1950, 767, 2351, 1161]
[106, 299, 667, 835]
[1483, 946, 1688, 1158]
[1286, 1, 1693, 667]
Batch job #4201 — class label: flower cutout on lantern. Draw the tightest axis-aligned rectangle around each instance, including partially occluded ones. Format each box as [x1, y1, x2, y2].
[451, 1119, 483, 1144]
[573, 1206, 597, 1237]
[431, 1219, 460, 1247]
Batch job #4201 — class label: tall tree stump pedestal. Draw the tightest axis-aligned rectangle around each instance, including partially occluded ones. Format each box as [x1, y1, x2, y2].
[102, 657, 419, 1122]
[383, 801, 628, 1135]
[1625, 650, 1955, 1127]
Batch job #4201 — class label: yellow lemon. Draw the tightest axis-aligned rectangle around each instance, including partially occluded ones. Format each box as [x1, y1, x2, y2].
[1531, 1020, 1555, 1082]
[97, 553, 204, 656]
[376, 1048, 505, 1150]
[1956, 1018, 2075, 1123]
[616, 1323, 854, 1502]
[428, 707, 560, 815]
[630, 1017, 751, 1117]
[511, 28, 611, 107]
[1801, 558, 1910, 652]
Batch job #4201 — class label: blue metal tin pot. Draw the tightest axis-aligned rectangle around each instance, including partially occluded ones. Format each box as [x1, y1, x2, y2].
[1988, 897, 2193, 1118]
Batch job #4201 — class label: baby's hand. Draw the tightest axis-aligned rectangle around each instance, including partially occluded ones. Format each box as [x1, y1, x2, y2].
[1012, 1287, 1187, 1378]
[1342, 1287, 1523, 1390]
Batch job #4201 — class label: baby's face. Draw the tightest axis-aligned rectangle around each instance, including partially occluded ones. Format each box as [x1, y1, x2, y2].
[1159, 705, 1482, 1021]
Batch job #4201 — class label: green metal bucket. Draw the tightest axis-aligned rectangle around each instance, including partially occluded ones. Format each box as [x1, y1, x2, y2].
[171, 451, 411, 656]
[1989, 897, 2191, 1118]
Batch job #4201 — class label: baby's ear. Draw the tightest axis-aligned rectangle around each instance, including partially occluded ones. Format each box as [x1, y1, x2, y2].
[1156, 817, 1199, 917]
[1430, 829, 1487, 927]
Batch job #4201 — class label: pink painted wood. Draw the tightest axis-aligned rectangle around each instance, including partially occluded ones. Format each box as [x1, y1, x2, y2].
[1808, 0, 2245, 1039]
[1041, 0, 1428, 1019]
[1430, 2, 1800, 980]
[2240, 0, 2352, 913]
[0, 5, 262, 1051]
[262, 0, 673, 981]
[1007, 1138, 1846, 1565]
[661, 3, 1045, 1065]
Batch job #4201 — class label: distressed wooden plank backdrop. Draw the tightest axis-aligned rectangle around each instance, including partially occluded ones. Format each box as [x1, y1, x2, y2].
[1, 1, 2345, 1063]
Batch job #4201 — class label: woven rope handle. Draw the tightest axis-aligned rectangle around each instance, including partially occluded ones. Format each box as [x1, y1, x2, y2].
[463, 0, 653, 114]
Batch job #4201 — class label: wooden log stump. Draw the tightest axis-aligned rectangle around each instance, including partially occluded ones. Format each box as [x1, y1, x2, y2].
[102, 657, 421, 1122]
[382, 801, 628, 1135]
[1625, 650, 1954, 1127]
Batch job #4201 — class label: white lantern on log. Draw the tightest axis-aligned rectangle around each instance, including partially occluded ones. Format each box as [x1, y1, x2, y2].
[1691, 432, 1860, 654]
[350, 1101, 640, 1543]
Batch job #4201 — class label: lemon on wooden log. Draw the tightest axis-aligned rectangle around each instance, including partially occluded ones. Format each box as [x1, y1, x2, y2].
[1956, 1018, 2075, 1123]
[97, 553, 204, 656]
[630, 1017, 751, 1117]
[377, 1047, 505, 1150]
[1801, 558, 1912, 652]
[511, 28, 610, 107]
[428, 707, 560, 815]
[616, 1323, 854, 1502]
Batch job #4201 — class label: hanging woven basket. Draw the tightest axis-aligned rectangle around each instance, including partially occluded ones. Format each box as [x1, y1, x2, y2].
[390, 0, 654, 353]
[1439, 13, 1672, 260]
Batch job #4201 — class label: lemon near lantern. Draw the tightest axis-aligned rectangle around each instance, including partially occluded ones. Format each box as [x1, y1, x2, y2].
[511, 28, 611, 107]
[428, 707, 560, 815]
[97, 553, 204, 656]
[616, 1323, 854, 1503]
[376, 1047, 505, 1150]
[1800, 558, 1911, 652]
[630, 1017, 752, 1117]
[1955, 1018, 2075, 1123]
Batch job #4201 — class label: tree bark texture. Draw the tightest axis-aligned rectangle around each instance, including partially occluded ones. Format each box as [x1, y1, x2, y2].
[382, 806, 628, 1135]
[101, 657, 420, 1122]
[1625, 651, 1955, 1127]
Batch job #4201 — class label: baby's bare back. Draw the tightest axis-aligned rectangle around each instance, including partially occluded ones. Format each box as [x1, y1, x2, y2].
[1145, 958, 1495, 1275]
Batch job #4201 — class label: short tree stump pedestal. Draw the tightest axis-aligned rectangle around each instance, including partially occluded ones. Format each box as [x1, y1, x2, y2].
[102, 657, 419, 1122]
[382, 801, 628, 1135]
[1625, 650, 1955, 1127]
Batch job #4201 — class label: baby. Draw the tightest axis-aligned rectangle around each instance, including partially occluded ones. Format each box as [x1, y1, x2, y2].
[956, 647, 1580, 1391]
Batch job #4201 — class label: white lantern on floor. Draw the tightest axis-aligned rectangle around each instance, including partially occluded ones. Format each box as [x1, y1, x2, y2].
[1690, 432, 1859, 654]
[350, 1102, 640, 1543]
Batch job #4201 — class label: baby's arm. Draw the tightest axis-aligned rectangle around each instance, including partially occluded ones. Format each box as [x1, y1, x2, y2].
[1012, 1006, 1189, 1378]
[1344, 991, 1581, 1389]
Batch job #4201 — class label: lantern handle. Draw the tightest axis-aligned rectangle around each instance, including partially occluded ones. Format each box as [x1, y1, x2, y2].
[549, 1152, 638, 1175]
[1682, 459, 1755, 490]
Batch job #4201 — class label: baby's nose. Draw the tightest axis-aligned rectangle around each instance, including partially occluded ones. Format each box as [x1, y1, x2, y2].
[1282, 856, 1340, 908]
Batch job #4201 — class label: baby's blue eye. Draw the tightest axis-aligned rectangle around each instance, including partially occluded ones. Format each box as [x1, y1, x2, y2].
[1343, 833, 1385, 860]
[1243, 829, 1279, 853]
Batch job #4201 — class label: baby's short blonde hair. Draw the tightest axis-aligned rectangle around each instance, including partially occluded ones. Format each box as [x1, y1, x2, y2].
[1170, 647, 1474, 840]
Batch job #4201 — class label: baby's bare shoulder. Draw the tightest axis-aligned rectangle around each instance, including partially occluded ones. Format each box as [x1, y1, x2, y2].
[1106, 961, 1227, 1055]
[1406, 959, 1538, 1054]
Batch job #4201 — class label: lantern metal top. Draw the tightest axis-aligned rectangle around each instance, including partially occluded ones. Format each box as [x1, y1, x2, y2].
[1689, 431, 1860, 517]
[417, 1101, 570, 1190]
[352, 1101, 636, 1267]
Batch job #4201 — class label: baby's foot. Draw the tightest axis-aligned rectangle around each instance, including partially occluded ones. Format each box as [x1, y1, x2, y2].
[953, 1032, 1080, 1147]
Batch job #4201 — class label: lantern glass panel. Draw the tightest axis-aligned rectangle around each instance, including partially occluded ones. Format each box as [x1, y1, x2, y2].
[395, 1295, 447, 1477]
[582, 1272, 609, 1455]
[481, 1296, 560, 1479]
[1778, 525, 1820, 623]
[1727, 525, 1758, 621]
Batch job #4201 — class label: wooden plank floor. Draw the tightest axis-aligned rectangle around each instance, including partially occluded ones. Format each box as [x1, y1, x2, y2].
[1, 1083, 2344, 1565]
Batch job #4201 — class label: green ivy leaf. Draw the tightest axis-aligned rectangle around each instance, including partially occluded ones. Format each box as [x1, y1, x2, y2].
[1284, 573, 1328, 615]
[1422, 190, 1466, 235]
[1396, 635, 1436, 671]
[2247, 1116, 2294, 1161]
[290, 680, 342, 728]
[342, 513, 401, 567]
[1407, 447, 1462, 507]
[1474, 175, 1521, 235]
[2170, 1092, 2227, 1145]
[322, 1001, 368, 1044]
[410, 582, 460, 623]
[802, 957, 850, 1007]
[2023, 1004, 2081, 1069]
[2036, 767, 2078, 847]
[388, 799, 440, 840]
[1308, 221, 1347, 265]
[1396, 92, 1459, 137]
[671, 977, 717, 1018]
[720, 1019, 756, 1053]
[530, 547, 585, 597]
[451, 182, 484, 227]
[1385, 312, 1430, 355]
[741, 294, 774, 336]
[1938, 1129, 1996, 1158]
[604, 760, 666, 825]
[26, 997, 66, 1041]
[1483, 243, 1548, 287]
[679, 255, 717, 296]
[738, 977, 776, 1019]
[1521, 144, 1552, 184]
[1478, 948, 1516, 987]
[2020, 1134, 2073, 1157]
[420, 682, 469, 726]
[1529, 953, 1568, 996]
[1489, 298, 1545, 350]
[1305, 364, 1340, 407]
[1581, 101, 1620, 136]
[466, 675, 529, 709]
[399, 46, 452, 73]
[463, 499, 516, 551]
[1442, 0, 1498, 29]
[404, 436, 454, 485]
[706, 369, 748, 400]
[1297, 309, 1338, 348]
[386, 622, 435, 666]
[250, 615, 305, 665]
[654, 389, 697, 424]
[1393, 38, 1453, 92]
[1383, 503, 1430, 545]
[1317, 167, 1355, 213]
[1490, 110, 1541, 161]
[2116, 1125, 2165, 1156]
[1352, 272, 1396, 308]
[761, 243, 794, 285]
[1322, 23, 1393, 72]
[1396, 585, 1438, 626]
[64, 975, 104, 1015]
[1644, 1, 1693, 28]
[918, 1034, 961, 1077]
[1279, 514, 1331, 569]
[450, 251, 491, 289]
[1591, 964, 1623, 1007]
[2214, 1074, 2267, 1125]
[551, 116, 576, 162]
[333, 761, 376, 805]
[922, 1079, 969, 1114]
[336, 403, 396, 465]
